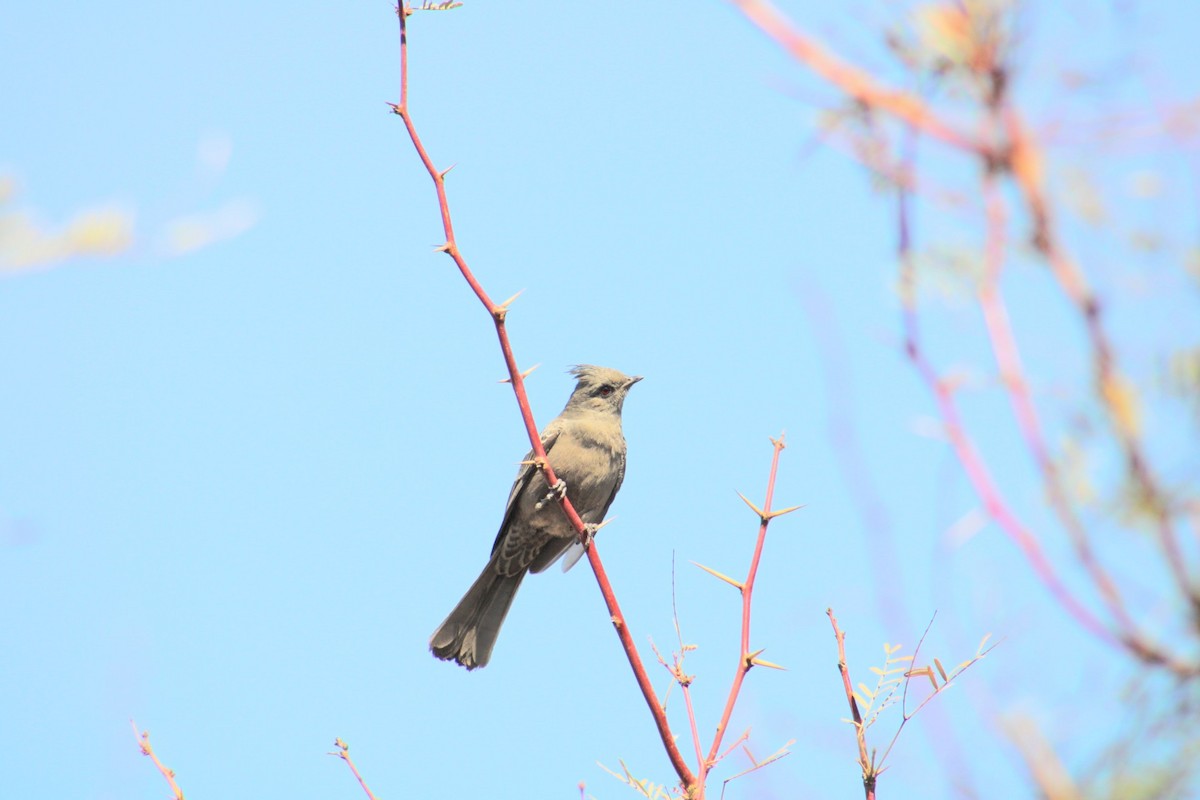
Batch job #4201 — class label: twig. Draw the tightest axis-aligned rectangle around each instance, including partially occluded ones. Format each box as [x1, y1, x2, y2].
[330, 738, 379, 800]
[131, 720, 185, 800]
[670, 556, 706, 771]
[827, 610, 875, 800]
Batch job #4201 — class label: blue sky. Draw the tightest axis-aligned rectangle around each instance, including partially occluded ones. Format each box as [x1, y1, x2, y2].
[2, 2, 1198, 798]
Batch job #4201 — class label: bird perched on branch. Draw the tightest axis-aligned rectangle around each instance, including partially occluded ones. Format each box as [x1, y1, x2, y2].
[429, 365, 642, 670]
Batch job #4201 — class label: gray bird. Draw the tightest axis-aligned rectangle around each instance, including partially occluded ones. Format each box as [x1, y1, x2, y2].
[429, 365, 642, 670]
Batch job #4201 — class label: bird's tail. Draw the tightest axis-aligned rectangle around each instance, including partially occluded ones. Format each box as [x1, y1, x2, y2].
[429, 560, 524, 670]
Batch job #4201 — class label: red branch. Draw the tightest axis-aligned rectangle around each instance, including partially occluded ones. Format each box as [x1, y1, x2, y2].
[393, 5, 696, 792]
[131, 721, 185, 800]
[700, 435, 788, 786]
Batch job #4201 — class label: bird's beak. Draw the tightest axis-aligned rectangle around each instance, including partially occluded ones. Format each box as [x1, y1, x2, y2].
[626, 376, 643, 387]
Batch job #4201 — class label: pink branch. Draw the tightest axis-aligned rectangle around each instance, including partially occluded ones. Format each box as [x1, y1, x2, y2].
[974, 175, 1197, 673]
[1003, 108, 1200, 621]
[895, 169, 1117, 648]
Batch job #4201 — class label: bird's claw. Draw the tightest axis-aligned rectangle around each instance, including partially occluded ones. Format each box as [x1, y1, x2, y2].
[535, 479, 568, 510]
[582, 523, 600, 548]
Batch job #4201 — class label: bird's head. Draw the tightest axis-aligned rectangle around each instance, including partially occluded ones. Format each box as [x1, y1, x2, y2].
[563, 365, 642, 416]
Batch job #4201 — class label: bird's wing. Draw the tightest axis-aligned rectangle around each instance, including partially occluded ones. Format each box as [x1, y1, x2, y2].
[489, 424, 562, 558]
[558, 446, 626, 572]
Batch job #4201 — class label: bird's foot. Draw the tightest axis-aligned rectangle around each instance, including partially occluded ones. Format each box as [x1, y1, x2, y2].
[535, 479, 568, 510]
[581, 522, 600, 548]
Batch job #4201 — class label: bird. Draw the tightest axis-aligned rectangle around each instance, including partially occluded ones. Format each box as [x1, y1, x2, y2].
[429, 365, 642, 670]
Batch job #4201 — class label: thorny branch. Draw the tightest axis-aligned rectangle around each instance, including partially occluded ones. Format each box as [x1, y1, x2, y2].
[700, 435, 796, 787]
[393, 4, 697, 792]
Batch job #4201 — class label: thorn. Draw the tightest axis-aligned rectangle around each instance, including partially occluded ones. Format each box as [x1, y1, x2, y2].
[766, 503, 806, 520]
[736, 492, 765, 519]
[751, 656, 788, 671]
[497, 289, 524, 310]
[499, 364, 541, 383]
[590, 517, 615, 533]
[387, 101, 404, 115]
[770, 432, 787, 449]
[438, 163, 457, 180]
[691, 561, 744, 590]
[433, 242, 451, 253]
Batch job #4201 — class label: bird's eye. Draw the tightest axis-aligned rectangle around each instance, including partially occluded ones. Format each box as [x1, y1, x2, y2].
[598, 385, 614, 397]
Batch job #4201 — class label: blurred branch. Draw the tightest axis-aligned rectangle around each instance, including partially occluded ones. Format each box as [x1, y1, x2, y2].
[392, 4, 697, 793]
[1001, 105, 1200, 623]
[741, 0, 1200, 677]
[131, 720, 185, 800]
[728, 0, 983, 154]
[976, 164, 1196, 673]
[895, 148, 1119, 649]
[1001, 715, 1083, 800]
